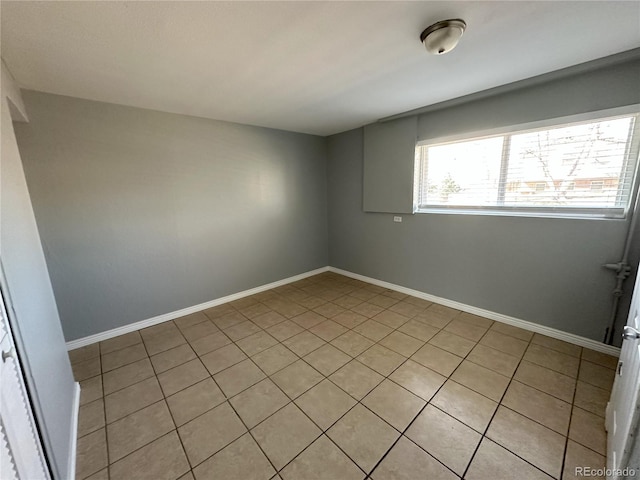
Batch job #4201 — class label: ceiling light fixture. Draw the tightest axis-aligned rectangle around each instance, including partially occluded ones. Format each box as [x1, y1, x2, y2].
[420, 19, 467, 55]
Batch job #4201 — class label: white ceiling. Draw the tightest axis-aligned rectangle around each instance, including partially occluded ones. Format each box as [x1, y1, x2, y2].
[1, 1, 639, 136]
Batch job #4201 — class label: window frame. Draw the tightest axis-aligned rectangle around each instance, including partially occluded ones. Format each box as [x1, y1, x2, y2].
[413, 105, 640, 220]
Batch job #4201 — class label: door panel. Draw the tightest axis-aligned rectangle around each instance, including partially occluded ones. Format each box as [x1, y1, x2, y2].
[607, 268, 640, 478]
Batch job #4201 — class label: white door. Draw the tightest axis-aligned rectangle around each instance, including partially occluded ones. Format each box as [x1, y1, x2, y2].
[0, 283, 50, 480]
[607, 268, 640, 478]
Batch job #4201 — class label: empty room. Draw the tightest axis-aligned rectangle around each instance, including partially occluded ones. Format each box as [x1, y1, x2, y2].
[2, 1, 640, 479]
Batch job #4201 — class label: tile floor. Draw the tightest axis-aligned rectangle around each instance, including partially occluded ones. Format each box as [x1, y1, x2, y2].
[70, 272, 616, 480]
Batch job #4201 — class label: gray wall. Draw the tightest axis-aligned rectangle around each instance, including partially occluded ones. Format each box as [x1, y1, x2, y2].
[15, 91, 328, 341]
[1, 64, 76, 480]
[328, 56, 640, 343]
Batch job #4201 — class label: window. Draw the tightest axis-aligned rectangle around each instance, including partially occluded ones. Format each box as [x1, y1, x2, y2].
[415, 111, 640, 218]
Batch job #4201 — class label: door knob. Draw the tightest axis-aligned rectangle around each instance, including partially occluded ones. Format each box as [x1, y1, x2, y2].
[1, 347, 13, 363]
[623, 326, 640, 340]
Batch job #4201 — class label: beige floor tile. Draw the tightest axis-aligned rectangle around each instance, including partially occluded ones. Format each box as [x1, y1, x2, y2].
[214, 358, 266, 397]
[329, 360, 384, 400]
[177, 471, 194, 480]
[100, 331, 142, 355]
[466, 438, 553, 480]
[193, 433, 276, 480]
[410, 343, 462, 377]
[211, 310, 246, 330]
[314, 302, 347, 318]
[444, 318, 488, 342]
[563, 440, 606, 480]
[327, 404, 399, 473]
[291, 311, 326, 329]
[109, 431, 190, 480]
[189, 331, 232, 356]
[362, 379, 425, 431]
[357, 345, 405, 376]
[404, 296, 432, 309]
[371, 436, 456, 480]
[451, 361, 510, 402]
[103, 358, 154, 395]
[406, 404, 480, 476]
[202, 303, 235, 321]
[200, 344, 247, 375]
[107, 401, 175, 462]
[178, 401, 247, 467]
[252, 310, 287, 329]
[350, 289, 378, 302]
[252, 403, 322, 470]
[581, 349, 617, 370]
[251, 344, 299, 376]
[105, 376, 164, 423]
[266, 320, 305, 342]
[331, 331, 375, 357]
[143, 330, 187, 356]
[304, 344, 351, 376]
[140, 322, 180, 340]
[271, 359, 324, 399]
[309, 319, 349, 342]
[389, 301, 426, 318]
[531, 333, 582, 357]
[102, 343, 148, 372]
[431, 380, 497, 432]
[84, 468, 109, 480]
[389, 359, 446, 401]
[480, 330, 529, 358]
[488, 322, 534, 341]
[428, 330, 476, 357]
[150, 344, 197, 374]
[80, 376, 103, 406]
[230, 296, 258, 309]
[353, 319, 393, 342]
[333, 294, 364, 309]
[424, 304, 460, 322]
[273, 301, 308, 319]
[78, 399, 105, 438]
[414, 311, 452, 329]
[72, 356, 102, 382]
[174, 311, 210, 330]
[283, 331, 326, 356]
[569, 407, 606, 455]
[167, 377, 225, 426]
[296, 379, 357, 430]
[501, 381, 571, 435]
[333, 310, 368, 328]
[69, 344, 100, 365]
[229, 378, 289, 428]
[524, 343, 580, 377]
[236, 331, 278, 356]
[456, 312, 493, 329]
[224, 320, 263, 341]
[574, 380, 609, 417]
[239, 302, 272, 320]
[181, 321, 219, 343]
[579, 360, 615, 391]
[372, 310, 409, 329]
[158, 359, 210, 396]
[297, 295, 328, 310]
[378, 331, 424, 357]
[398, 320, 439, 342]
[351, 302, 385, 318]
[281, 435, 364, 480]
[369, 295, 400, 309]
[76, 429, 108, 479]
[467, 343, 520, 377]
[486, 406, 565, 478]
[514, 361, 576, 403]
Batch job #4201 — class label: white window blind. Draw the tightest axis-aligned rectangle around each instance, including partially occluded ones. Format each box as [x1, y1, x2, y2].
[415, 112, 640, 218]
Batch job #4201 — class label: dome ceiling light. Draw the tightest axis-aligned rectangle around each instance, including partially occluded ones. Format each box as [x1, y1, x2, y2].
[420, 19, 467, 55]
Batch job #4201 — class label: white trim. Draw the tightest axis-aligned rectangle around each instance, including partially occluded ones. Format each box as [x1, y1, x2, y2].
[67, 382, 80, 480]
[66, 267, 330, 350]
[329, 267, 621, 357]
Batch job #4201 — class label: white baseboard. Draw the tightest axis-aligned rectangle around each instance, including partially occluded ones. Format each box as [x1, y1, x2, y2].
[67, 382, 80, 480]
[66, 267, 330, 350]
[329, 267, 621, 357]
